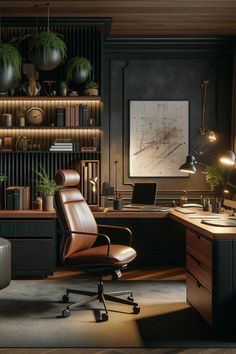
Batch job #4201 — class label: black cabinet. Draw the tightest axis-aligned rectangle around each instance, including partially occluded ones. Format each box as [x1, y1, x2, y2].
[0, 218, 57, 276]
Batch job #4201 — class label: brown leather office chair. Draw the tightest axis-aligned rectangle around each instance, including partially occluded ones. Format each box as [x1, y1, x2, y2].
[54, 169, 140, 322]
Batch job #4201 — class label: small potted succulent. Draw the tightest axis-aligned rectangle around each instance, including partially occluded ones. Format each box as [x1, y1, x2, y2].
[36, 166, 59, 211]
[59, 81, 68, 96]
[0, 43, 22, 94]
[83, 80, 98, 96]
[66, 56, 92, 84]
[28, 31, 67, 71]
[16, 106, 27, 126]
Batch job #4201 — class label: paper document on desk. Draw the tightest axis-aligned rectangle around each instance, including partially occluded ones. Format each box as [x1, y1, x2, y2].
[189, 215, 222, 219]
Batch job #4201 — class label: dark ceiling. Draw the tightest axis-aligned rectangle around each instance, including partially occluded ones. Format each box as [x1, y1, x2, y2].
[1, 0, 236, 36]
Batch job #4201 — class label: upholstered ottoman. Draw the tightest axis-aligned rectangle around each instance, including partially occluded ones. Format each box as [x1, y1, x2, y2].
[0, 238, 11, 289]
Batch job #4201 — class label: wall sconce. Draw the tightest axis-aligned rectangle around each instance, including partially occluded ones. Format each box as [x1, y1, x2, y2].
[198, 80, 217, 143]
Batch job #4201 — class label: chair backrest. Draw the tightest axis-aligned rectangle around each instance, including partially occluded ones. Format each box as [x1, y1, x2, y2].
[54, 170, 98, 259]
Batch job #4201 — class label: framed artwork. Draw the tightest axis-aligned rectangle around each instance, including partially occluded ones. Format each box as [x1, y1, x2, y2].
[129, 100, 189, 177]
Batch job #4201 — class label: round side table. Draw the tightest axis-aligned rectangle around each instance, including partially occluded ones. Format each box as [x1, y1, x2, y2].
[0, 238, 11, 289]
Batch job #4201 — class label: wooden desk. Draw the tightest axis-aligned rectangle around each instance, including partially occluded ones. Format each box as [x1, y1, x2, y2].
[169, 209, 236, 333]
[97, 208, 236, 333]
[0, 210, 57, 277]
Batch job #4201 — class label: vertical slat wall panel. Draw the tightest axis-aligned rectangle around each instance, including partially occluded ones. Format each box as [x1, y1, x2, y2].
[0, 20, 102, 207]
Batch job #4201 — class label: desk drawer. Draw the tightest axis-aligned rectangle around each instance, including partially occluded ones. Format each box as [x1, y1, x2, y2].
[186, 230, 212, 269]
[187, 272, 212, 325]
[186, 254, 212, 293]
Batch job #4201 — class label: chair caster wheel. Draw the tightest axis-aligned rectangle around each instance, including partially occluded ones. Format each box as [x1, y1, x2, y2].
[62, 294, 69, 303]
[127, 296, 134, 301]
[101, 313, 108, 322]
[133, 306, 140, 314]
[62, 308, 71, 318]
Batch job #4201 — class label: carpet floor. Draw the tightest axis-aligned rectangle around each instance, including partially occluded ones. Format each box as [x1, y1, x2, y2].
[0, 279, 236, 348]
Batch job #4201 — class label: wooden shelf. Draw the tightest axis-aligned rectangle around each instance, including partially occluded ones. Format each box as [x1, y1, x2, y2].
[0, 96, 101, 101]
[0, 151, 101, 154]
[0, 126, 101, 130]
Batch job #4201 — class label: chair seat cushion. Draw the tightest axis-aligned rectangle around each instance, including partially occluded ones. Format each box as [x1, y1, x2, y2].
[67, 244, 137, 266]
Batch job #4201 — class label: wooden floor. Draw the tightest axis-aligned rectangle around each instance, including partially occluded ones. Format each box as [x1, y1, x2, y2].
[2, 267, 236, 353]
[48, 265, 186, 281]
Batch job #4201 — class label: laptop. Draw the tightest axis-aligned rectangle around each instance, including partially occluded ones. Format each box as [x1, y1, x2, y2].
[124, 183, 157, 209]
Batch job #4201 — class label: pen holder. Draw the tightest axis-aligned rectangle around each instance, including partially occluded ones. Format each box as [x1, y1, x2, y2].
[203, 204, 209, 212]
[113, 198, 123, 210]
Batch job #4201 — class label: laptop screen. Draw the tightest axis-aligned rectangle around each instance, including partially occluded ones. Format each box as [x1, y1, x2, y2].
[131, 183, 157, 205]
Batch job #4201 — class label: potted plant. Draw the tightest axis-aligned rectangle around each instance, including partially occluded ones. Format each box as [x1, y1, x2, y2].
[0, 43, 22, 95]
[59, 81, 68, 96]
[28, 31, 67, 71]
[204, 164, 227, 198]
[83, 80, 98, 96]
[36, 166, 59, 211]
[66, 56, 92, 84]
[16, 106, 27, 126]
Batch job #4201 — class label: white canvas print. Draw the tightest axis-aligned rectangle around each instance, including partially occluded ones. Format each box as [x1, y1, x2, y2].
[129, 100, 189, 177]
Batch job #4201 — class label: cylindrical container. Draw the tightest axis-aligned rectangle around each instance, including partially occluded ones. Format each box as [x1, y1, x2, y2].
[42, 196, 54, 211]
[113, 198, 123, 210]
[33, 197, 42, 210]
[19, 117, 25, 127]
[0, 238, 11, 290]
[2, 113, 12, 127]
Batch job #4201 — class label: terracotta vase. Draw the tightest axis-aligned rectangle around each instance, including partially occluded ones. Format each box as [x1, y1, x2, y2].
[42, 196, 54, 211]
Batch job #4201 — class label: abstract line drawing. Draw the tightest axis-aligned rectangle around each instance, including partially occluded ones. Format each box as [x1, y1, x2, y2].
[129, 100, 189, 177]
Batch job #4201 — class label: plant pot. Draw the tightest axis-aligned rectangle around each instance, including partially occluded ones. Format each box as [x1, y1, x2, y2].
[0, 63, 15, 94]
[71, 67, 89, 84]
[83, 88, 99, 96]
[28, 47, 63, 71]
[42, 196, 54, 211]
[60, 87, 67, 97]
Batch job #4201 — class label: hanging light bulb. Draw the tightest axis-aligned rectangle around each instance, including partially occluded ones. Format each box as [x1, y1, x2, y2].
[208, 130, 217, 142]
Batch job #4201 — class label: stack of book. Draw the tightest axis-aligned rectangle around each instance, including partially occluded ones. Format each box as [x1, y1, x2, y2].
[6, 186, 30, 210]
[50, 139, 74, 152]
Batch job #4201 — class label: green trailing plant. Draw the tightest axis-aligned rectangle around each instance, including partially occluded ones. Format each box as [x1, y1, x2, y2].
[35, 166, 59, 197]
[0, 43, 22, 80]
[66, 56, 92, 81]
[28, 31, 67, 63]
[204, 164, 227, 196]
[16, 106, 27, 117]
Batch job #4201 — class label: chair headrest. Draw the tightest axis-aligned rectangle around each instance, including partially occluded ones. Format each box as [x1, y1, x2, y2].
[55, 170, 80, 187]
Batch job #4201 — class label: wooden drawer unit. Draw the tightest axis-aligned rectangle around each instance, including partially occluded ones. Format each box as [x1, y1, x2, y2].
[0, 217, 57, 276]
[186, 254, 212, 293]
[187, 272, 212, 325]
[186, 229, 212, 270]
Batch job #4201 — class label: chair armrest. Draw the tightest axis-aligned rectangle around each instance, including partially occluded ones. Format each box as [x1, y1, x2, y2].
[97, 224, 133, 247]
[58, 229, 111, 264]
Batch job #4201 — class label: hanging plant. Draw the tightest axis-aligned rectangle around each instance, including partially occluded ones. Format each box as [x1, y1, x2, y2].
[66, 57, 92, 84]
[0, 43, 22, 94]
[28, 4, 66, 71]
[28, 31, 67, 71]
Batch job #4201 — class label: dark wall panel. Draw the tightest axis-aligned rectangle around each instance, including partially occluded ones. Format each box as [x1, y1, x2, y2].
[104, 40, 233, 202]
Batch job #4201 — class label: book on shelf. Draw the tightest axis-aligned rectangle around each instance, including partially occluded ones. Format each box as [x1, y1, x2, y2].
[54, 138, 72, 144]
[6, 186, 30, 210]
[56, 107, 65, 127]
[50, 147, 73, 151]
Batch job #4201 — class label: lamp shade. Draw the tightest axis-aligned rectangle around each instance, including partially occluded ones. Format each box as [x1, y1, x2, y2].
[179, 155, 197, 174]
[219, 150, 235, 166]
